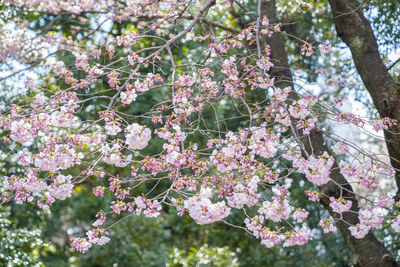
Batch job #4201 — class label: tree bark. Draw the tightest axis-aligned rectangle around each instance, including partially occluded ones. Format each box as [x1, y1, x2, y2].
[260, 1, 398, 266]
[327, 0, 400, 201]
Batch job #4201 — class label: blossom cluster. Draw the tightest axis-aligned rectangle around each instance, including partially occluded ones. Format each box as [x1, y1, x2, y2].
[1, 1, 400, 256]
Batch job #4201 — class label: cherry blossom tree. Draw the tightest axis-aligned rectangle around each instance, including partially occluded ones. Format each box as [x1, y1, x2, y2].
[1, 0, 400, 266]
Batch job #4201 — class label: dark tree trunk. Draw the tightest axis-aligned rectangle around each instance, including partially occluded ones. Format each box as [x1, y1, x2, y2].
[327, 0, 400, 201]
[260, 1, 398, 266]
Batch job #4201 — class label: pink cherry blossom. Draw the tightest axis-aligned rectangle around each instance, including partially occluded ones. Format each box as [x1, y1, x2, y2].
[121, 90, 137, 105]
[258, 196, 292, 222]
[319, 219, 337, 233]
[184, 187, 231, 225]
[391, 215, 400, 232]
[125, 123, 151, 150]
[87, 229, 111, 245]
[358, 207, 384, 230]
[329, 197, 352, 213]
[71, 238, 92, 253]
[10, 119, 34, 143]
[283, 226, 313, 247]
[105, 122, 122, 135]
[1, 1, 399, 257]
[377, 195, 395, 208]
[294, 152, 334, 186]
[349, 223, 370, 239]
[47, 174, 74, 200]
[293, 209, 309, 223]
[331, 142, 348, 155]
